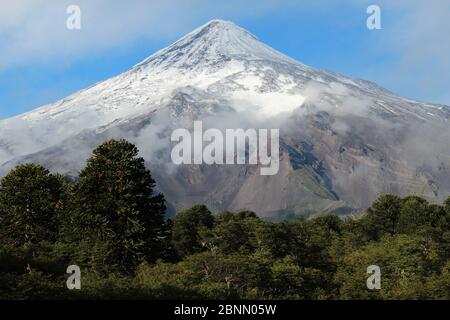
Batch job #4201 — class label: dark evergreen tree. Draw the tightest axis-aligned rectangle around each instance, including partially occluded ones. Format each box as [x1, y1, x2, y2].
[363, 194, 402, 239]
[207, 210, 260, 255]
[397, 196, 430, 234]
[68, 139, 165, 272]
[0, 164, 64, 246]
[172, 205, 215, 258]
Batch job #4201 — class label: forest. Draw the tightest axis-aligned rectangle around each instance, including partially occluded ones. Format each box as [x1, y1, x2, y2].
[0, 139, 448, 300]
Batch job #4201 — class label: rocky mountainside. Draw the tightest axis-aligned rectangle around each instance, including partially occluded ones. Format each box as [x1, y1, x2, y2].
[1, 20, 449, 219]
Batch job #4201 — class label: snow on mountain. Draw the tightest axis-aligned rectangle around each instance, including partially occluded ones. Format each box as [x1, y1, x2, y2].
[1, 20, 449, 218]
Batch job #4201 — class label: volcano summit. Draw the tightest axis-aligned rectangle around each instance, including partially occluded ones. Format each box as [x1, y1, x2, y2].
[1, 20, 449, 219]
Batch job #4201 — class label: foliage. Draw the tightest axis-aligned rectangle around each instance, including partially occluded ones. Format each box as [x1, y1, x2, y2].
[0, 164, 65, 246]
[172, 205, 214, 258]
[66, 140, 166, 273]
[0, 140, 448, 300]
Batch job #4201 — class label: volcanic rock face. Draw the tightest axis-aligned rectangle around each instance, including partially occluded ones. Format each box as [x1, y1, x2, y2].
[1, 20, 449, 219]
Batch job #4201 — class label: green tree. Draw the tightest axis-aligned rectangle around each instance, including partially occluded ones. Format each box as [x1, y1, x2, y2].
[427, 204, 448, 230]
[253, 222, 294, 258]
[270, 255, 304, 299]
[206, 211, 261, 255]
[172, 205, 214, 258]
[0, 164, 65, 246]
[363, 194, 402, 239]
[397, 196, 430, 234]
[300, 215, 342, 269]
[335, 234, 445, 299]
[445, 196, 450, 213]
[68, 140, 166, 272]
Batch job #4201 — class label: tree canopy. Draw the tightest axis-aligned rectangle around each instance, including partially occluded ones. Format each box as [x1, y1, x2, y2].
[0, 140, 448, 300]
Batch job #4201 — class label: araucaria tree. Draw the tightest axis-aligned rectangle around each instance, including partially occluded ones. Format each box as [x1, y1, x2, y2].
[69, 139, 166, 273]
[0, 164, 64, 246]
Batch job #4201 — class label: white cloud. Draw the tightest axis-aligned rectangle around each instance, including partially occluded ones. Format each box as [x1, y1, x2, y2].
[370, 0, 450, 104]
[0, 0, 285, 69]
[0, 0, 448, 104]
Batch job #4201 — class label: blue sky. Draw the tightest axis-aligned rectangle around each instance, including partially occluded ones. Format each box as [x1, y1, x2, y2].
[0, 0, 449, 118]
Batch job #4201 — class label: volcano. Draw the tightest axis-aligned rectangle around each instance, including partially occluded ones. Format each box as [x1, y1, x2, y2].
[1, 20, 449, 219]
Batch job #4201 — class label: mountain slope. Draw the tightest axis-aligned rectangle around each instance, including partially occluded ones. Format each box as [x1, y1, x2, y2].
[1, 20, 449, 218]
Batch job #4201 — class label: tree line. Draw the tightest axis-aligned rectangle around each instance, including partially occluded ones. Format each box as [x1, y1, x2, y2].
[0, 139, 448, 299]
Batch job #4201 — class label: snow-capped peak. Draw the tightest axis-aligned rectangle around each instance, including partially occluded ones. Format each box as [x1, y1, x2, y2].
[1, 19, 449, 172]
[133, 19, 300, 71]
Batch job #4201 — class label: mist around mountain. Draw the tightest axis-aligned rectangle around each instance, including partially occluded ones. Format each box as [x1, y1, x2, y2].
[1, 20, 450, 218]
